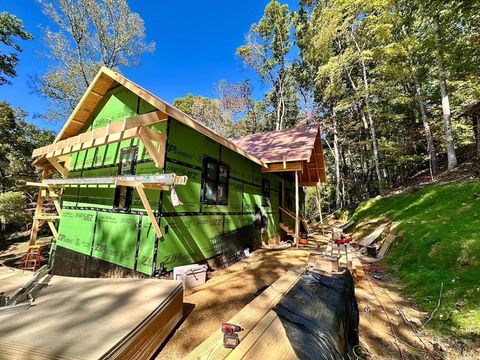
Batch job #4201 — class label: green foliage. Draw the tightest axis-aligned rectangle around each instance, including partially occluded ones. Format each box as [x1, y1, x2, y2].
[353, 181, 480, 335]
[237, 0, 299, 130]
[32, 0, 155, 122]
[0, 11, 32, 85]
[0, 191, 31, 235]
[0, 102, 55, 193]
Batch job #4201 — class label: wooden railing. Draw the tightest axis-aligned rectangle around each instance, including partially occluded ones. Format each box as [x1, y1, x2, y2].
[279, 206, 310, 235]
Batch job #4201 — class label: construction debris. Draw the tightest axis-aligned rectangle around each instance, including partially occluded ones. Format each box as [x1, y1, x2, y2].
[357, 222, 401, 262]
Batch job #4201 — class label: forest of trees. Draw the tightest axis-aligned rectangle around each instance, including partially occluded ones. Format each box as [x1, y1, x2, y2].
[1, 0, 480, 235]
[174, 0, 480, 213]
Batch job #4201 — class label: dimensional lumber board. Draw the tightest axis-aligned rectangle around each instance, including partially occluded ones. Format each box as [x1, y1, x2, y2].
[358, 225, 388, 247]
[225, 310, 297, 360]
[186, 265, 304, 360]
[0, 274, 183, 360]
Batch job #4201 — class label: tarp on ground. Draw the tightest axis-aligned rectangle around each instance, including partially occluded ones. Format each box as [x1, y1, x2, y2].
[273, 270, 359, 360]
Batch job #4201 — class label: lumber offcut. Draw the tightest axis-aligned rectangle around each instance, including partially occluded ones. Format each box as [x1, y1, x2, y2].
[186, 265, 305, 360]
[0, 271, 183, 360]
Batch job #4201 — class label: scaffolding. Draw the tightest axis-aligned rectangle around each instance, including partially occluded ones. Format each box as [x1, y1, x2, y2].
[28, 111, 186, 245]
[27, 174, 188, 244]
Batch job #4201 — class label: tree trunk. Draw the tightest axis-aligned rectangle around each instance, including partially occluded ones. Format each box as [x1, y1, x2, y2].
[332, 108, 342, 208]
[353, 37, 383, 194]
[433, 12, 457, 170]
[411, 58, 439, 174]
[472, 115, 480, 157]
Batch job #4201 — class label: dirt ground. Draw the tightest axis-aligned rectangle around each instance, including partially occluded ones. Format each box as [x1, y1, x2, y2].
[0, 234, 52, 267]
[3, 231, 478, 359]
[155, 247, 311, 359]
[155, 230, 479, 360]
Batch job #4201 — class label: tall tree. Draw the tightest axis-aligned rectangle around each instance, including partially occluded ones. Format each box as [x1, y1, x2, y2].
[237, 0, 298, 131]
[32, 0, 155, 122]
[173, 94, 237, 137]
[432, 11, 457, 170]
[0, 12, 32, 85]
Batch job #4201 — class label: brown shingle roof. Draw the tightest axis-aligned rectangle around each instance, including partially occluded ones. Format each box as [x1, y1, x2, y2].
[231, 124, 319, 163]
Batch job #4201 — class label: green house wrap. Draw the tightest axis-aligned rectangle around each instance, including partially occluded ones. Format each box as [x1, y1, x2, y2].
[35, 67, 325, 278]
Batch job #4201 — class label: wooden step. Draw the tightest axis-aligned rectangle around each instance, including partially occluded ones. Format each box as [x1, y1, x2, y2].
[279, 223, 293, 234]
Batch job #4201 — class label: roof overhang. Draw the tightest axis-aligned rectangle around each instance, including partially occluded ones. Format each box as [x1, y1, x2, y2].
[232, 124, 327, 185]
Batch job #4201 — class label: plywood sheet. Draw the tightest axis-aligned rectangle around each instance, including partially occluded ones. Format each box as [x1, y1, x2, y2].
[0, 275, 183, 360]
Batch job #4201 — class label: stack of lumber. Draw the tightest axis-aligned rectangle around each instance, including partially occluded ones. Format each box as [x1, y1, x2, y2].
[357, 222, 400, 262]
[0, 267, 183, 360]
[186, 265, 305, 360]
[320, 242, 364, 281]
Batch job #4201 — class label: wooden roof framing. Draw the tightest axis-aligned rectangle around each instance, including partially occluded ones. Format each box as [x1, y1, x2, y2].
[48, 66, 266, 168]
[34, 66, 326, 184]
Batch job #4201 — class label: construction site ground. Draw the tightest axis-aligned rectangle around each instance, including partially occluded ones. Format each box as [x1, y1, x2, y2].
[155, 228, 479, 360]
[2, 232, 478, 359]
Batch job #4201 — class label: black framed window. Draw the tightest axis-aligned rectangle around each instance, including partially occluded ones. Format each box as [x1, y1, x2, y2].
[202, 156, 229, 205]
[114, 146, 138, 209]
[262, 178, 271, 207]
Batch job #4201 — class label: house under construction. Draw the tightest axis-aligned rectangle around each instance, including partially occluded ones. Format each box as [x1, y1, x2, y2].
[28, 66, 327, 277]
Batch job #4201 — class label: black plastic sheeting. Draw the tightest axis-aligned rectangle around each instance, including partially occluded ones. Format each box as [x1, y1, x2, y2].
[273, 269, 359, 360]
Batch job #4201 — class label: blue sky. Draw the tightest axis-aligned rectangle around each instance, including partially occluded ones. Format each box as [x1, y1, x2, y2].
[0, 0, 297, 133]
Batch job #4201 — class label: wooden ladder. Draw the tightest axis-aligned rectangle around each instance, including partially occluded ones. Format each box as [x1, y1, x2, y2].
[22, 245, 42, 271]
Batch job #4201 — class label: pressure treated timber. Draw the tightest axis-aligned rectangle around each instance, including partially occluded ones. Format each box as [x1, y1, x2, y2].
[186, 265, 304, 360]
[0, 272, 183, 360]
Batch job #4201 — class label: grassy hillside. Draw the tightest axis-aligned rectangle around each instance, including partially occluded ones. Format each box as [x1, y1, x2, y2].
[352, 180, 480, 336]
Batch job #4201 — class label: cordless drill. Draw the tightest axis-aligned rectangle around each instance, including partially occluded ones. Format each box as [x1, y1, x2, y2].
[222, 323, 243, 349]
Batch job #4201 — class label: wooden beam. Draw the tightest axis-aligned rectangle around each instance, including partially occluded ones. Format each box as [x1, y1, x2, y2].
[29, 169, 49, 245]
[186, 265, 304, 360]
[225, 310, 297, 360]
[262, 162, 303, 173]
[115, 179, 163, 238]
[133, 184, 163, 239]
[295, 170, 299, 248]
[52, 198, 62, 217]
[298, 181, 322, 186]
[138, 125, 167, 168]
[47, 156, 69, 178]
[33, 215, 61, 220]
[54, 69, 114, 142]
[47, 220, 59, 240]
[33, 111, 167, 158]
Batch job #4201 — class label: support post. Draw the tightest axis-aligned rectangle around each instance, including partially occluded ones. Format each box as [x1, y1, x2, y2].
[315, 182, 324, 234]
[29, 168, 49, 245]
[295, 170, 300, 248]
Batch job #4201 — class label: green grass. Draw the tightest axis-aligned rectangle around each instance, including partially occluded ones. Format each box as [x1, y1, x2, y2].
[352, 180, 480, 336]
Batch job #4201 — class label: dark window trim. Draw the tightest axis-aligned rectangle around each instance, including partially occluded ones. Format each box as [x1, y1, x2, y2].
[201, 155, 230, 206]
[114, 145, 138, 210]
[262, 178, 271, 207]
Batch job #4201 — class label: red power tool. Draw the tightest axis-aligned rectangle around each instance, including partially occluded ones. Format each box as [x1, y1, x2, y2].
[334, 234, 353, 245]
[222, 323, 243, 349]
